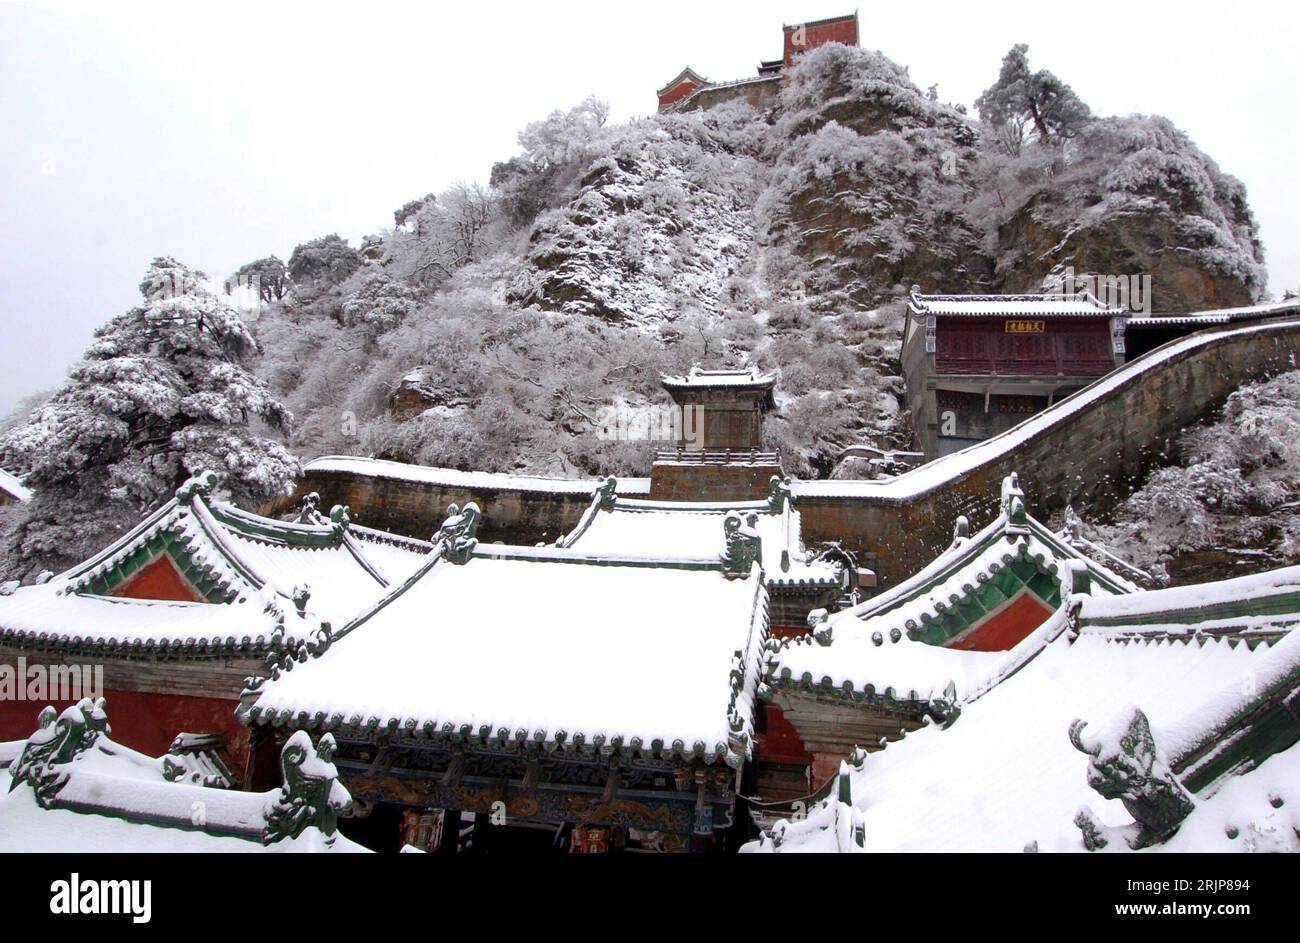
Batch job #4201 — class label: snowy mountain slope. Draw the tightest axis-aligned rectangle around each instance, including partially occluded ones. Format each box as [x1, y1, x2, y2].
[0, 43, 1272, 578]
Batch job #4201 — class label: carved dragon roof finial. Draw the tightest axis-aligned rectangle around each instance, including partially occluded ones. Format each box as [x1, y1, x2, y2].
[595, 475, 618, 510]
[295, 492, 321, 524]
[721, 511, 762, 578]
[175, 470, 219, 506]
[1000, 472, 1027, 526]
[436, 501, 481, 564]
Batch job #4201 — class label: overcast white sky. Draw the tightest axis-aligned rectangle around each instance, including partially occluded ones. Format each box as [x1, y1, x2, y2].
[1, 0, 1296, 414]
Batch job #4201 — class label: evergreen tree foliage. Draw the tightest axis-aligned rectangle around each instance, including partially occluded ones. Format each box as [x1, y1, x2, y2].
[0, 258, 299, 576]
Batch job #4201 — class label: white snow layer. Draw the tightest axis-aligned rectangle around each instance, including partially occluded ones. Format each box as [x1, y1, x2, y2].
[304, 455, 652, 496]
[251, 551, 766, 754]
[561, 498, 840, 588]
[754, 630, 1280, 852]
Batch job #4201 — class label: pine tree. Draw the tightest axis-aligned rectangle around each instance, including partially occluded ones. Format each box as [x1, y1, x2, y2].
[0, 257, 300, 575]
[976, 45, 1092, 156]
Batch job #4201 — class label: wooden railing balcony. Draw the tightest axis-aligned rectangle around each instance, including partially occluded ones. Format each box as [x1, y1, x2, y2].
[653, 447, 782, 465]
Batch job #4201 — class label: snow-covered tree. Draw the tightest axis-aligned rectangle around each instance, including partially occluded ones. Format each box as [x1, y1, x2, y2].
[0, 258, 299, 576]
[975, 44, 1091, 156]
[1076, 370, 1300, 583]
[341, 272, 418, 337]
[394, 193, 435, 229]
[491, 96, 610, 228]
[287, 234, 363, 286]
[225, 255, 288, 303]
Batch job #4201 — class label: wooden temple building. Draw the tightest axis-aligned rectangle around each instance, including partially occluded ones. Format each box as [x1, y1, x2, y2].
[0, 471, 428, 783]
[649, 366, 785, 501]
[656, 11, 860, 113]
[762, 472, 1144, 788]
[903, 288, 1126, 459]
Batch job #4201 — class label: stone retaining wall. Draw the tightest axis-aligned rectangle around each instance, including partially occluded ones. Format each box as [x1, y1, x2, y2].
[278, 321, 1300, 587]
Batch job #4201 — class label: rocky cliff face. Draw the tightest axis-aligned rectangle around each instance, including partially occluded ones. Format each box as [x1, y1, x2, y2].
[247, 42, 1268, 483]
[515, 47, 1264, 325]
[990, 116, 1265, 312]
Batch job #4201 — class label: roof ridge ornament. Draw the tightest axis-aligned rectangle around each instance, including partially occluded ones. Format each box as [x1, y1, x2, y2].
[262, 730, 352, 846]
[721, 511, 762, 578]
[9, 697, 110, 807]
[435, 502, 480, 565]
[1000, 472, 1028, 528]
[1069, 708, 1195, 850]
[328, 504, 351, 534]
[295, 492, 321, 524]
[595, 475, 617, 510]
[807, 608, 832, 646]
[766, 474, 792, 514]
[175, 470, 219, 506]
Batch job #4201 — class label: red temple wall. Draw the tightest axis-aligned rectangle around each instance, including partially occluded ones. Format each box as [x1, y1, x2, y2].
[761, 704, 812, 764]
[783, 16, 859, 68]
[112, 554, 206, 603]
[0, 687, 250, 778]
[935, 317, 1115, 377]
[953, 591, 1054, 652]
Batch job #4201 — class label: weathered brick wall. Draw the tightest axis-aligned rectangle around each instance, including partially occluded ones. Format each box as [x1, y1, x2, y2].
[676, 78, 780, 113]
[265, 473, 597, 546]
[799, 321, 1300, 585]
[647, 462, 782, 501]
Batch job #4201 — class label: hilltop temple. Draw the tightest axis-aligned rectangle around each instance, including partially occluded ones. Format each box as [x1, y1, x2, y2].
[656, 12, 860, 113]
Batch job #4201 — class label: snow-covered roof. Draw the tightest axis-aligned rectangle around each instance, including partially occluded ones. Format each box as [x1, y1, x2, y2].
[245, 509, 770, 768]
[0, 471, 428, 654]
[1124, 300, 1300, 329]
[1125, 314, 1232, 328]
[0, 698, 366, 852]
[1077, 565, 1300, 643]
[751, 557, 1300, 853]
[751, 622, 1299, 852]
[555, 476, 844, 591]
[657, 66, 711, 96]
[0, 469, 30, 503]
[660, 365, 777, 390]
[303, 455, 652, 496]
[768, 474, 1137, 702]
[908, 287, 1124, 318]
